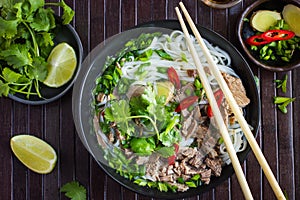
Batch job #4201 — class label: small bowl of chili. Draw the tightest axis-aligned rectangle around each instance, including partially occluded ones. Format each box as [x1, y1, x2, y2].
[237, 0, 300, 72]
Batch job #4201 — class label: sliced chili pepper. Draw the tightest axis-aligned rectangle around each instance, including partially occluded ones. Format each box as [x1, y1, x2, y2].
[175, 95, 198, 112]
[168, 143, 179, 165]
[262, 30, 295, 42]
[167, 67, 181, 89]
[207, 89, 224, 118]
[246, 35, 271, 46]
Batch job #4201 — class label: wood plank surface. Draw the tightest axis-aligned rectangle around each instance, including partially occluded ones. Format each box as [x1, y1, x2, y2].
[0, 0, 299, 199]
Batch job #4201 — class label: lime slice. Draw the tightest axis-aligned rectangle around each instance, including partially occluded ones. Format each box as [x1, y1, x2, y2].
[250, 10, 282, 32]
[283, 4, 300, 37]
[43, 42, 77, 88]
[156, 81, 174, 104]
[10, 135, 57, 174]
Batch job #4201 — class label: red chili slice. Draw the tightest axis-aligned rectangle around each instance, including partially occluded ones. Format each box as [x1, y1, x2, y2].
[168, 143, 179, 165]
[262, 30, 295, 41]
[175, 95, 198, 112]
[246, 30, 295, 46]
[207, 89, 224, 118]
[167, 67, 181, 89]
[246, 35, 271, 46]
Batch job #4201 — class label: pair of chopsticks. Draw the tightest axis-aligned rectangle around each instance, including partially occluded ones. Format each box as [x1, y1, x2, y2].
[175, 2, 286, 200]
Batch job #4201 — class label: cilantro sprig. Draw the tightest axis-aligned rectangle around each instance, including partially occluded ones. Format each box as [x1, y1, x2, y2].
[60, 181, 86, 200]
[104, 84, 181, 155]
[0, 0, 74, 99]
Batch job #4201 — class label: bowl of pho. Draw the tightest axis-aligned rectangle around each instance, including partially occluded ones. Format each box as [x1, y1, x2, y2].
[72, 20, 260, 198]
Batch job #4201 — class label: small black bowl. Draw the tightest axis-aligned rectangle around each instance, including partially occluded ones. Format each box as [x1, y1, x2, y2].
[8, 20, 83, 105]
[237, 0, 300, 72]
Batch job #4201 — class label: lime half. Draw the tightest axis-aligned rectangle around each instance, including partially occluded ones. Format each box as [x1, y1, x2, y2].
[43, 42, 77, 88]
[10, 135, 57, 174]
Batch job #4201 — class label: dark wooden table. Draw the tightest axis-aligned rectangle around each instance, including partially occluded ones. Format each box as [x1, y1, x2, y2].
[1, 0, 299, 199]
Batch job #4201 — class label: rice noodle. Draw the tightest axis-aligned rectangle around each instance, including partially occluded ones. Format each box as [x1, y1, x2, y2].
[121, 31, 238, 83]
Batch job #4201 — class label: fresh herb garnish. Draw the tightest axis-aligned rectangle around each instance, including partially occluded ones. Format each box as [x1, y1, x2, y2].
[60, 181, 86, 200]
[104, 84, 180, 144]
[130, 137, 156, 155]
[134, 174, 202, 193]
[273, 96, 295, 114]
[0, 0, 74, 98]
[93, 32, 163, 99]
[274, 74, 295, 113]
[275, 74, 288, 93]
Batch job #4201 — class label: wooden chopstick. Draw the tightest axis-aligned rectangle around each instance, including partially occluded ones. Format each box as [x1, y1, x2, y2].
[175, 6, 253, 200]
[177, 2, 286, 200]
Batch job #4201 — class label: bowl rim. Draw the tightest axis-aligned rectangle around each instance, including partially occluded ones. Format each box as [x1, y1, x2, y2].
[72, 19, 261, 199]
[201, 0, 242, 9]
[237, 0, 300, 72]
[7, 23, 83, 105]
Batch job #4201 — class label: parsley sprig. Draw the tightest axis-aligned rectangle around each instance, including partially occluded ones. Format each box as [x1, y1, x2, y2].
[0, 0, 74, 99]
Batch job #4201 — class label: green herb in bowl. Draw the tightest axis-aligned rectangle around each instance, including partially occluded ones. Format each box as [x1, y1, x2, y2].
[0, 0, 74, 99]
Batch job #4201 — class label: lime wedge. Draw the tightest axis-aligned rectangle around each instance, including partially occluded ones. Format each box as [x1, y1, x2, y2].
[156, 81, 174, 104]
[283, 4, 300, 37]
[250, 10, 282, 32]
[10, 135, 57, 174]
[43, 42, 77, 88]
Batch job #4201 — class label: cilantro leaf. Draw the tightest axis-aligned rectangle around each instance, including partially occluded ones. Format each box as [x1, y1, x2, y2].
[0, 44, 32, 69]
[103, 106, 115, 122]
[13, 2, 23, 20]
[0, 67, 33, 97]
[2, 67, 22, 83]
[29, 7, 54, 32]
[37, 32, 55, 47]
[159, 115, 181, 146]
[59, 0, 75, 24]
[60, 181, 86, 200]
[105, 100, 134, 135]
[142, 86, 157, 117]
[130, 137, 156, 155]
[45, 0, 74, 24]
[0, 18, 19, 39]
[27, 0, 45, 14]
[129, 96, 148, 116]
[27, 56, 48, 81]
[0, 80, 10, 97]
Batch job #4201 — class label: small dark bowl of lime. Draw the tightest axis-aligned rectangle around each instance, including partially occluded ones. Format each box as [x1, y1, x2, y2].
[237, 0, 300, 72]
[6, 21, 83, 105]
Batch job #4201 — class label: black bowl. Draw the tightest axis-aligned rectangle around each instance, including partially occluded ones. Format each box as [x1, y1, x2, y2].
[8, 20, 83, 105]
[237, 0, 300, 72]
[72, 20, 260, 199]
